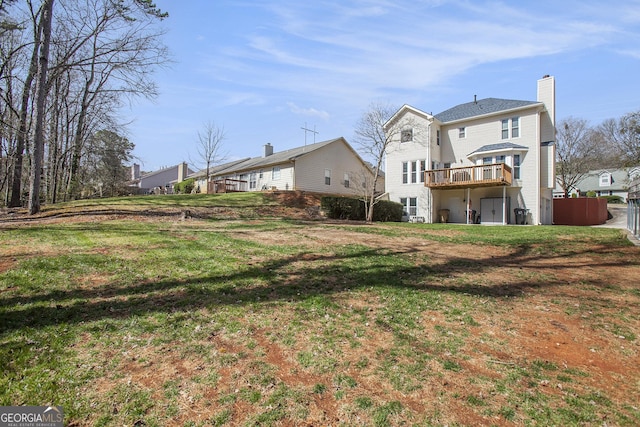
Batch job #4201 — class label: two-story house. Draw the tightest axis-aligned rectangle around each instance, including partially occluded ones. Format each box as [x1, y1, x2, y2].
[384, 75, 556, 225]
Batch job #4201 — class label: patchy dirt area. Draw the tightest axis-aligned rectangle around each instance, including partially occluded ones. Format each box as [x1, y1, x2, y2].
[1, 195, 639, 426]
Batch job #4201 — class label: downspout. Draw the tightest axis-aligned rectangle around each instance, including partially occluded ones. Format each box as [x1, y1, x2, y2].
[291, 160, 296, 190]
[535, 110, 541, 224]
[427, 121, 431, 223]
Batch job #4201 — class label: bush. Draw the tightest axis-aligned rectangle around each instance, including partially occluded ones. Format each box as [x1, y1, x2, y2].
[320, 197, 403, 222]
[174, 178, 195, 194]
[601, 195, 624, 204]
[372, 200, 403, 222]
[586, 191, 597, 198]
[321, 196, 364, 220]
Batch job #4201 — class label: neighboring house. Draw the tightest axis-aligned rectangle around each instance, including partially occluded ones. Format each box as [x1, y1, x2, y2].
[189, 158, 251, 194]
[384, 75, 556, 225]
[129, 162, 195, 193]
[553, 167, 640, 201]
[204, 137, 384, 196]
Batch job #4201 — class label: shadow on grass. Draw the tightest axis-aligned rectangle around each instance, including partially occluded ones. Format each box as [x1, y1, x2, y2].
[1, 236, 637, 334]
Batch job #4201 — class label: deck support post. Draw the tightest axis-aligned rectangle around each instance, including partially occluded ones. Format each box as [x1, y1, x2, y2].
[466, 188, 471, 224]
[503, 186, 507, 225]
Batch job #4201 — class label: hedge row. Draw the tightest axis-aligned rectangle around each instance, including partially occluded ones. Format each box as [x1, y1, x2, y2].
[320, 196, 403, 222]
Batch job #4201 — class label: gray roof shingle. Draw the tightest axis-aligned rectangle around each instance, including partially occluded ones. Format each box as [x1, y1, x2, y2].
[468, 142, 529, 156]
[434, 98, 540, 123]
[214, 138, 341, 175]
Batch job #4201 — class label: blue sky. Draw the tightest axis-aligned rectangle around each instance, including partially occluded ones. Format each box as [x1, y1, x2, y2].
[126, 0, 640, 171]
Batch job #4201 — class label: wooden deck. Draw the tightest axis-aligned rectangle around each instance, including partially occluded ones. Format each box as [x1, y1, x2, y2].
[425, 163, 512, 189]
[209, 179, 248, 193]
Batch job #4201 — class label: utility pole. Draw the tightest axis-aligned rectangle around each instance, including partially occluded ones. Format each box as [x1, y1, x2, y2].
[301, 123, 319, 145]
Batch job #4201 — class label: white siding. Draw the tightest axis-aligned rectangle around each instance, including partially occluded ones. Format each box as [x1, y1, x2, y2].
[385, 112, 433, 219]
[385, 77, 556, 225]
[294, 139, 378, 195]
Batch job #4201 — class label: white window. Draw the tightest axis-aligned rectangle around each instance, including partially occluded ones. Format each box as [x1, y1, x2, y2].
[343, 173, 350, 188]
[501, 119, 509, 139]
[325, 169, 331, 185]
[411, 161, 417, 183]
[272, 166, 281, 180]
[249, 172, 257, 189]
[436, 130, 440, 146]
[496, 155, 505, 164]
[600, 173, 611, 187]
[402, 162, 408, 184]
[459, 127, 466, 138]
[400, 197, 417, 216]
[482, 157, 493, 179]
[401, 129, 413, 142]
[513, 154, 521, 180]
[259, 169, 263, 179]
[420, 160, 427, 183]
[502, 117, 520, 139]
[409, 197, 417, 216]
[511, 117, 520, 138]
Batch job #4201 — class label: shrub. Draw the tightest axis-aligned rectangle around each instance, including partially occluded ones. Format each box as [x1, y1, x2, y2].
[174, 178, 195, 194]
[321, 196, 365, 220]
[601, 195, 624, 204]
[372, 200, 403, 222]
[586, 191, 597, 198]
[320, 197, 403, 222]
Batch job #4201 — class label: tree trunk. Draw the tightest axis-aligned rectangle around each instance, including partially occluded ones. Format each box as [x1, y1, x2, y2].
[28, 0, 54, 215]
[8, 14, 42, 208]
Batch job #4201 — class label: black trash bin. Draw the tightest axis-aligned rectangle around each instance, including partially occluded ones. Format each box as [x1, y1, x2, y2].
[514, 208, 527, 225]
[467, 209, 477, 224]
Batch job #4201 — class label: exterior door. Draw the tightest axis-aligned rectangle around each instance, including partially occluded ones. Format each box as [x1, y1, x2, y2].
[480, 197, 510, 224]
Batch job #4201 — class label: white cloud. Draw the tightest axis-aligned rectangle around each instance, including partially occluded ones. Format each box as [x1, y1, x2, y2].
[287, 102, 330, 120]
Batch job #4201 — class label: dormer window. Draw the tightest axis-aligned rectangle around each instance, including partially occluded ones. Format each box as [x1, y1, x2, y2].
[401, 129, 413, 142]
[600, 173, 612, 187]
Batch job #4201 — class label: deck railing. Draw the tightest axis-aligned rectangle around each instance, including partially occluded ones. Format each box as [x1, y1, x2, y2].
[210, 178, 248, 193]
[425, 163, 512, 188]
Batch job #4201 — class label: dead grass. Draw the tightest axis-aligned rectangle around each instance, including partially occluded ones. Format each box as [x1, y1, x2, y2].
[0, 196, 638, 426]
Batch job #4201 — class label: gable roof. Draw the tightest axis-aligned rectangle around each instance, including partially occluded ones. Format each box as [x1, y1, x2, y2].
[189, 158, 251, 179]
[468, 142, 529, 157]
[384, 104, 434, 130]
[214, 138, 349, 176]
[137, 163, 194, 180]
[575, 167, 640, 191]
[435, 98, 540, 123]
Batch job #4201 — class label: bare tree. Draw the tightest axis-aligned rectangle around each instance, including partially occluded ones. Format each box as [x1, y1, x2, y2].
[27, 0, 53, 214]
[556, 117, 600, 198]
[195, 120, 226, 192]
[600, 111, 640, 167]
[0, 0, 169, 209]
[353, 102, 398, 222]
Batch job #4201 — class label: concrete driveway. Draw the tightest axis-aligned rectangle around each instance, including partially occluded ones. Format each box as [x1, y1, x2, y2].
[594, 204, 639, 245]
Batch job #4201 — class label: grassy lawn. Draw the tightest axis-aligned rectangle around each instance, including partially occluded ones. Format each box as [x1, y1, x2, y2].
[1, 194, 639, 426]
